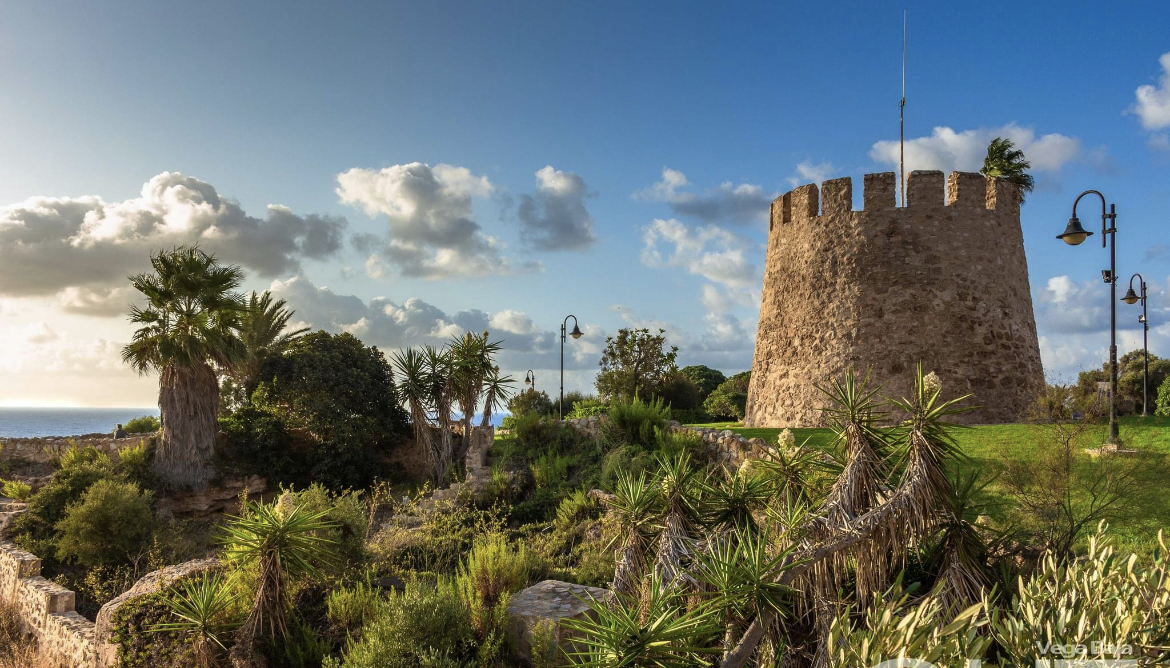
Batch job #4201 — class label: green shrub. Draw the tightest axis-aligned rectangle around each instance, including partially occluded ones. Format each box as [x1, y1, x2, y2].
[566, 399, 609, 419]
[281, 614, 335, 668]
[602, 397, 670, 448]
[58, 441, 111, 470]
[1, 479, 31, 502]
[111, 586, 201, 668]
[55, 479, 154, 567]
[123, 415, 161, 434]
[218, 404, 297, 483]
[330, 579, 476, 668]
[326, 580, 382, 638]
[370, 502, 507, 575]
[530, 451, 570, 490]
[554, 489, 600, 533]
[703, 371, 750, 420]
[599, 445, 655, 491]
[456, 534, 531, 665]
[1157, 375, 1170, 417]
[277, 483, 369, 570]
[116, 439, 154, 483]
[14, 460, 120, 557]
[506, 388, 554, 419]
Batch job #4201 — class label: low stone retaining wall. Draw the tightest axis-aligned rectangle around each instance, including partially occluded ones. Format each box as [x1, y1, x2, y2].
[563, 418, 773, 468]
[0, 535, 96, 667]
[0, 435, 153, 464]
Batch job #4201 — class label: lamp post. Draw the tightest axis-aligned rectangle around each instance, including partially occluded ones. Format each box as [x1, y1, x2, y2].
[1122, 274, 1149, 417]
[524, 370, 535, 393]
[1056, 190, 1120, 445]
[560, 315, 583, 421]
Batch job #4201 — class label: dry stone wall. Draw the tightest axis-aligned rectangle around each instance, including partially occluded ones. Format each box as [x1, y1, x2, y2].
[0, 435, 151, 465]
[745, 171, 1045, 427]
[563, 418, 770, 469]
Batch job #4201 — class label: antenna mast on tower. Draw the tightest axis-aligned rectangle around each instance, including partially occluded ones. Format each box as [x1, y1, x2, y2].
[900, 9, 906, 206]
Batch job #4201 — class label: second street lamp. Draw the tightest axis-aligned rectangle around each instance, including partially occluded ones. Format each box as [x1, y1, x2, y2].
[1122, 274, 1149, 417]
[560, 315, 583, 421]
[524, 369, 535, 394]
[1057, 189, 1121, 446]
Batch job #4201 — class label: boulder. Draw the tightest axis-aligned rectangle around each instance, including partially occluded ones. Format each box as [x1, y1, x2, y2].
[94, 558, 221, 667]
[507, 580, 610, 664]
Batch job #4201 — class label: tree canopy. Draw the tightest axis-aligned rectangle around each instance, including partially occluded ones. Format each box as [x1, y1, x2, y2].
[595, 328, 679, 402]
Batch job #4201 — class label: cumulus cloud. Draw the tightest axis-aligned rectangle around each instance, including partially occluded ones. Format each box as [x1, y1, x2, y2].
[25, 322, 58, 345]
[870, 123, 1080, 176]
[787, 161, 837, 187]
[641, 219, 760, 296]
[0, 172, 346, 301]
[1134, 51, 1170, 130]
[55, 286, 140, 317]
[336, 162, 539, 279]
[633, 168, 773, 226]
[516, 166, 597, 251]
[265, 275, 604, 370]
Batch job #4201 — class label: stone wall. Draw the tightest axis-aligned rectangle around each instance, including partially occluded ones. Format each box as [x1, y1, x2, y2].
[0, 434, 152, 464]
[745, 171, 1045, 427]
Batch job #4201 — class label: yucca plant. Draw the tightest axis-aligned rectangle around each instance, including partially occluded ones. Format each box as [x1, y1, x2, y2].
[700, 466, 773, 533]
[150, 573, 242, 668]
[562, 577, 723, 668]
[220, 500, 339, 666]
[652, 452, 702, 592]
[608, 470, 662, 600]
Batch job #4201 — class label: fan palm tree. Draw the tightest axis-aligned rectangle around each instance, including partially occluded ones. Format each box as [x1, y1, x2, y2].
[122, 246, 245, 488]
[980, 137, 1035, 203]
[226, 291, 309, 407]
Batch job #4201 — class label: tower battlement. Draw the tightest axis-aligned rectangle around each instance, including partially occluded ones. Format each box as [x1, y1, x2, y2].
[745, 171, 1043, 427]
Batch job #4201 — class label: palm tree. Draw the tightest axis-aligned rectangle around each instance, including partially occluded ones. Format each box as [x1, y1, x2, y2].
[980, 137, 1035, 202]
[226, 291, 309, 407]
[122, 246, 245, 488]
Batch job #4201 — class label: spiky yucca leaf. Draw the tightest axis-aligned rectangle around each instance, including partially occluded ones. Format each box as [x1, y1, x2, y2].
[609, 470, 662, 600]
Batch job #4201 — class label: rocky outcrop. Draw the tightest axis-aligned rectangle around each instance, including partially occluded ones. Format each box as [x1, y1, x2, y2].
[154, 474, 267, 517]
[94, 558, 221, 667]
[506, 579, 610, 663]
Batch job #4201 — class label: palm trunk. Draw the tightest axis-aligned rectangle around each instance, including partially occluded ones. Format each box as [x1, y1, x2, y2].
[157, 361, 219, 488]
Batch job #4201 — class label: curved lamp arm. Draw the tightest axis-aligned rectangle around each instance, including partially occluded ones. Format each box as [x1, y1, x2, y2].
[1071, 189, 1111, 248]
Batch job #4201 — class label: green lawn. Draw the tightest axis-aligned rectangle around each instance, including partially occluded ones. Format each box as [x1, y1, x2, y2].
[687, 416, 1170, 554]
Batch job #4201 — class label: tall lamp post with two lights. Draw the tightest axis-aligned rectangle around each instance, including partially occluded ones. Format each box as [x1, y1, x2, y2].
[1056, 189, 1121, 445]
[560, 315, 583, 421]
[1122, 275, 1150, 417]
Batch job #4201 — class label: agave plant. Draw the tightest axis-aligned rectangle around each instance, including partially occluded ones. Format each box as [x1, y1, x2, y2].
[562, 576, 723, 668]
[150, 572, 242, 668]
[220, 500, 338, 666]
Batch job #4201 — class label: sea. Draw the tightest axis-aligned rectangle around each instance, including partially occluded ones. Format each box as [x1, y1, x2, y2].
[0, 407, 160, 438]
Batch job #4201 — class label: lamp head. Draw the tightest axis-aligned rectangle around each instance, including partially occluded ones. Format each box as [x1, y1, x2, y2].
[1056, 216, 1092, 245]
[1122, 287, 1140, 305]
[569, 324, 584, 340]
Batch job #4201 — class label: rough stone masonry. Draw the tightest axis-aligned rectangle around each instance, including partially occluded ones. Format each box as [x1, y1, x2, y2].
[744, 171, 1045, 427]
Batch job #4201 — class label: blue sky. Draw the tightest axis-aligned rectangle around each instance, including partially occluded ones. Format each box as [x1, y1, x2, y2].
[0, 0, 1167, 406]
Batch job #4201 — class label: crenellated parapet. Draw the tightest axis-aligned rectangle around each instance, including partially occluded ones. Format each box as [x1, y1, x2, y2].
[746, 171, 1044, 427]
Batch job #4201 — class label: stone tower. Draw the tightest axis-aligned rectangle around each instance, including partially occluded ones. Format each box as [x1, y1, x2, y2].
[744, 170, 1044, 427]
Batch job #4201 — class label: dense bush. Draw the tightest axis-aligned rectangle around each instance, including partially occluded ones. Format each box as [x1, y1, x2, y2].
[250, 331, 410, 489]
[326, 579, 477, 668]
[655, 371, 702, 410]
[679, 365, 726, 402]
[122, 415, 161, 434]
[277, 484, 369, 570]
[671, 408, 713, 425]
[703, 371, 750, 420]
[456, 533, 533, 661]
[0, 479, 31, 502]
[14, 459, 121, 557]
[602, 397, 670, 448]
[218, 405, 297, 482]
[506, 388, 553, 419]
[1157, 375, 1170, 417]
[565, 398, 609, 419]
[55, 479, 154, 567]
[116, 439, 154, 484]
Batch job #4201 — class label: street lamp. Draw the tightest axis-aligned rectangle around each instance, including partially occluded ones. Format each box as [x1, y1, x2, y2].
[1122, 274, 1149, 417]
[1057, 190, 1120, 445]
[560, 315, 583, 421]
[524, 370, 535, 393]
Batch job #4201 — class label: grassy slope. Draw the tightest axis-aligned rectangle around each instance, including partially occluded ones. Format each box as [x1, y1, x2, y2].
[688, 416, 1170, 553]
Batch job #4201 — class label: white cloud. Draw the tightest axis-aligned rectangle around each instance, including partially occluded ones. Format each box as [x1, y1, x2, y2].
[265, 275, 604, 370]
[1134, 52, 1170, 130]
[336, 162, 537, 279]
[633, 167, 773, 226]
[516, 166, 597, 251]
[0, 172, 347, 301]
[641, 218, 759, 294]
[870, 123, 1080, 175]
[787, 161, 837, 187]
[25, 322, 58, 345]
[55, 286, 139, 317]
